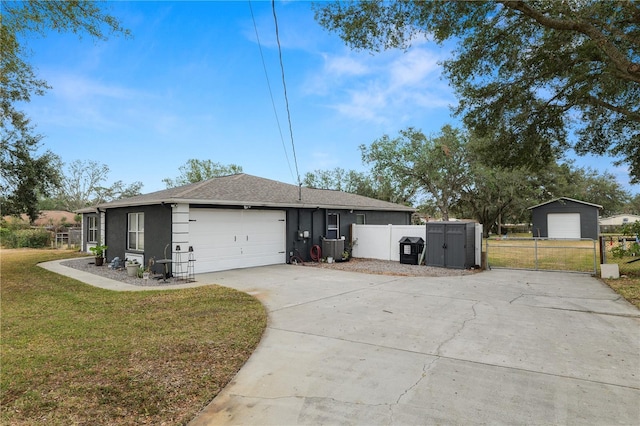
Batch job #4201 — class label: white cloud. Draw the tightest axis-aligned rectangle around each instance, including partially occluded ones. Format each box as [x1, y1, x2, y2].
[48, 72, 142, 102]
[323, 53, 369, 76]
[309, 46, 455, 124]
[388, 49, 440, 88]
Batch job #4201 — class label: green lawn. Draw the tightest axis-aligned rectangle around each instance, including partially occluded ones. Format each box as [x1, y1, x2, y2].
[486, 238, 597, 273]
[1, 249, 267, 425]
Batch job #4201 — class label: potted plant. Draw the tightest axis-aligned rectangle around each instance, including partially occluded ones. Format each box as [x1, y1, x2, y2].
[89, 244, 108, 266]
[126, 259, 140, 277]
[141, 258, 154, 281]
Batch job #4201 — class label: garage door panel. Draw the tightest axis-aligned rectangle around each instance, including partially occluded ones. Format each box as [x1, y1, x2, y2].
[548, 213, 581, 239]
[189, 208, 286, 273]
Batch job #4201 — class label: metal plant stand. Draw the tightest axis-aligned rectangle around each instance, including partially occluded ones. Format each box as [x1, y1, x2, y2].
[187, 246, 196, 283]
[174, 245, 184, 280]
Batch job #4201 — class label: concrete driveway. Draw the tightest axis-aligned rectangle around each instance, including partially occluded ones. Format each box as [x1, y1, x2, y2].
[189, 266, 639, 425]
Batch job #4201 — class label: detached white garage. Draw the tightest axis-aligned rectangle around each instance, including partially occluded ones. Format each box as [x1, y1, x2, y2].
[528, 197, 602, 240]
[189, 208, 286, 273]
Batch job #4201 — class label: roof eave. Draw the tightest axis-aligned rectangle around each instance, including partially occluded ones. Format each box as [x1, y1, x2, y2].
[527, 197, 603, 210]
[89, 198, 414, 212]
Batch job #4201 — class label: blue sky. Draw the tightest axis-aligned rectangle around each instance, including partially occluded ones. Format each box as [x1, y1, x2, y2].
[20, 1, 637, 195]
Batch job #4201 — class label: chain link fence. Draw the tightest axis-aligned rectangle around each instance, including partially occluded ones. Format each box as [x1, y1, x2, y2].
[485, 238, 597, 274]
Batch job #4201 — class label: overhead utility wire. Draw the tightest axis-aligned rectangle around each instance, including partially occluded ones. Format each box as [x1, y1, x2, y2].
[271, 0, 301, 189]
[248, 0, 295, 184]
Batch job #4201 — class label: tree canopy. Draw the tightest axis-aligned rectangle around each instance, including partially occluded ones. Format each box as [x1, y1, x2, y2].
[51, 160, 143, 211]
[1, 1, 129, 222]
[162, 160, 243, 188]
[314, 0, 640, 183]
[362, 125, 471, 221]
[303, 167, 414, 205]
[306, 124, 631, 233]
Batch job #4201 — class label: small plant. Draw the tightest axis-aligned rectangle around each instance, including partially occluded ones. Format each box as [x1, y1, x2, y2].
[89, 244, 108, 258]
[342, 250, 350, 260]
[612, 221, 640, 258]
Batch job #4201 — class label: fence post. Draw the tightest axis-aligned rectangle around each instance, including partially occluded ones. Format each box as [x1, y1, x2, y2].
[593, 239, 598, 275]
[534, 238, 538, 270]
[485, 238, 489, 269]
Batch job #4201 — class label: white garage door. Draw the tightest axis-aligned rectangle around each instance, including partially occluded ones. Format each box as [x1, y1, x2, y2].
[547, 213, 581, 239]
[189, 209, 286, 273]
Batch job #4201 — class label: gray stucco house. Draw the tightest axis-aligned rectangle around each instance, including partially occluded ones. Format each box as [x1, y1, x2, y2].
[78, 173, 414, 275]
[528, 197, 602, 239]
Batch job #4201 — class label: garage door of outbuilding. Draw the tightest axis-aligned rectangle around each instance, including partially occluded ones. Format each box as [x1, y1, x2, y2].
[547, 213, 581, 239]
[189, 208, 286, 273]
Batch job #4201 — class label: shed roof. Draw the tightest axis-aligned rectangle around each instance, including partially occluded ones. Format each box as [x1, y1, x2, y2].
[527, 197, 603, 210]
[78, 173, 415, 213]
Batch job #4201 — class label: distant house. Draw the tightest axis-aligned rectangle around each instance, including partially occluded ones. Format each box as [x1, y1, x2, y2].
[77, 174, 414, 275]
[528, 197, 602, 239]
[600, 214, 640, 232]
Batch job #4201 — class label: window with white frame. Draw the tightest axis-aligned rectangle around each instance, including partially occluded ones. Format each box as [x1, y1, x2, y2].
[356, 214, 366, 225]
[128, 212, 144, 251]
[88, 216, 98, 243]
[327, 213, 339, 239]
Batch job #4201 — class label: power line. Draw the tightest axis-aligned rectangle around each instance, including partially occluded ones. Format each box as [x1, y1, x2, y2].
[271, 0, 301, 188]
[248, 1, 295, 184]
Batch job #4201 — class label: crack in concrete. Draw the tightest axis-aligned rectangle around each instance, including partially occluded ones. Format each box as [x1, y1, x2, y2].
[272, 326, 640, 389]
[509, 293, 525, 304]
[537, 306, 640, 318]
[507, 294, 640, 318]
[394, 356, 438, 405]
[436, 300, 480, 357]
[387, 301, 480, 423]
[387, 356, 440, 423]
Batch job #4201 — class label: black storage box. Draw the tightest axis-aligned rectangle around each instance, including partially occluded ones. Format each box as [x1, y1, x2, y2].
[399, 236, 425, 265]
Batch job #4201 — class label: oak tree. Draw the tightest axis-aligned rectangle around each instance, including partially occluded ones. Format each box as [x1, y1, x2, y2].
[362, 125, 471, 221]
[1, 1, 129, 221]
[162, 159, 243, 188]
[303, 167, 414, 205]
[315, 1, 640, 182]
[54, 160, 143, 211]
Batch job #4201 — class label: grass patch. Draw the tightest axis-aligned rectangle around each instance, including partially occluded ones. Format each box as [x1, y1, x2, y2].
[1, 249, 267, 425]
[603, 275, 640, 309]
[486, 238, 597, 273]
[602, 256, 640, 309]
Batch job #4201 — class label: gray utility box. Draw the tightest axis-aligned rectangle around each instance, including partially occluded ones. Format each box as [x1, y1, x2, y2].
[322, 238, 345, 260]
[426, 221, 476, 269]
[399, 236, 425, 265]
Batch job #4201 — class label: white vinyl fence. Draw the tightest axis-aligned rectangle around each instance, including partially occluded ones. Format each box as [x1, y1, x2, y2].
[350, 224, 426, 261]
[351, 223, 483, 265]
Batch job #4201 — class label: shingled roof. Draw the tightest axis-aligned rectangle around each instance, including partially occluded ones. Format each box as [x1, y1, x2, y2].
[81, 174, 414, 212]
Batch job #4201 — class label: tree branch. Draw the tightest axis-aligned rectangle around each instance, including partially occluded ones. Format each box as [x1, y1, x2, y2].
[500, 0, 640, 84]
[582, 95, 640, 122]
